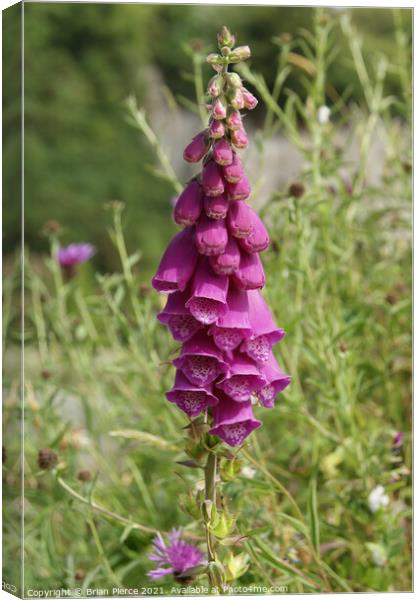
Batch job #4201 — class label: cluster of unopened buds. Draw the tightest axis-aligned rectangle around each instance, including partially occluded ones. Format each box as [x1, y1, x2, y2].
[152, 27, 290, 448]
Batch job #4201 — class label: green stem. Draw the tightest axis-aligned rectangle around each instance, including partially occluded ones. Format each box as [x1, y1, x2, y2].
[204, 451, 221, 592]
[57, 475, 157, 534]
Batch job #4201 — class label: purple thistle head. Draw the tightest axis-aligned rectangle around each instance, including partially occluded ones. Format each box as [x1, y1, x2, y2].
[147, 529, 205, 581]
[57, 243, 95, 278]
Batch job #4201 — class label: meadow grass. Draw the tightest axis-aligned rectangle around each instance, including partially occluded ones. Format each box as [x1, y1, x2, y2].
[3, 9, 411, 595]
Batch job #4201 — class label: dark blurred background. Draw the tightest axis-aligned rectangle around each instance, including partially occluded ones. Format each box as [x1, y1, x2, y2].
[3, 4, 412, 275]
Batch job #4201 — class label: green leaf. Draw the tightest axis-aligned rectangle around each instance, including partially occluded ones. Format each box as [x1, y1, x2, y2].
[309, 478, 320, 556]
[252, 536, 319, 590]
[277, 512, 310, 538]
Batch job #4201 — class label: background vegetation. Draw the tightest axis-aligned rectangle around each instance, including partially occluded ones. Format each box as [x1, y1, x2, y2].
[3, 4, 412, 595]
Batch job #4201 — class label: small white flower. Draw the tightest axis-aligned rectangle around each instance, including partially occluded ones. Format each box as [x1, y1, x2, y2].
[366, 543, 387, 567]
[368, 485, 390, 513]
[241, 466, 256, 479]
[317, 105, 331, 125]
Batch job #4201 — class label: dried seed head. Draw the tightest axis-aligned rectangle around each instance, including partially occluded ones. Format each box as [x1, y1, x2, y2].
[43, 220, 61, 236]
[77, 470, 92, 482]
[37, 448, 58, 470]
[288, 182, 305, 198]
[75, 569, 86, 581]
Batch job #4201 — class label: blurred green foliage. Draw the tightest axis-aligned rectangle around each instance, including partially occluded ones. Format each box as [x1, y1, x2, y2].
[3, 4, 412, 275]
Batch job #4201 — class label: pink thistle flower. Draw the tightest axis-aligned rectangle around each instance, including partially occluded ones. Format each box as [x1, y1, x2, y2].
[208, 236, 241, 276]
[57, 244, 95, 276]
[204, 194, 229, 220]
[226, 173, 251, 200]
[212, 98, 227, 120]
[152, 227, 198, 293]
[213, 139, 234, 166]
[209, 119, 225, 139]
[223, 153, 244, 184]
[202, 160, 225, 197]
[226, 111, 242, 131]
[186, 258, 229, 324]
[231, 127, 249, 149]
[242, 88, 258, 110]
[147, 529, 205, 580]
[209, 393, 261, 447]
[183, 130, 209, 163]
[232, 251, 265, 290]
[173, 331, 228, 386]
[167, 371, 218, 416]
[173, 180, 203, 227]
[195, 214, 228, 256]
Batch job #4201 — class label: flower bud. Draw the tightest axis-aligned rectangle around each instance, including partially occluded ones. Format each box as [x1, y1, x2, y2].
[223, 153, 243, 183]
[206, 53, 223, 66]
[227, 200, 254, 238]
[209, 119, 225, 139]
[289, 181, 305, 198]
[212, 98, 227, 120]
[226, 72, 242, 89]
[238, 214, 269, 253]
[217, 26, 235, 49]
[208, 561, 226, 589]
[242, 88, 258, 110]
[173, 180, 203, 226]
[209, 236, 241, 276]
[230, 127, 248, 149]
[208, 75, 223, 98]
[211, 513, 235, 539]
[204, 194, 229, 220]
[183, 130, 210, 163]
[202, 160, 225, 197]
[226, 173, 251, 201]
[195, 214, 228, 256]
[213, 139, 233, 166]
[228, 88, 244, 110]
[229, 46, 251, 63]
[232, 252, 265, 290]
[226, 111, 242, 131]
